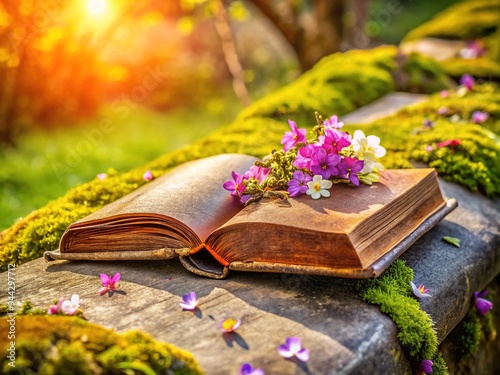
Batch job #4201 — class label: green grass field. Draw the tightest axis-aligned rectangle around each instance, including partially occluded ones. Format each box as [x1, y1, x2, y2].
[0, 101, 240, 231]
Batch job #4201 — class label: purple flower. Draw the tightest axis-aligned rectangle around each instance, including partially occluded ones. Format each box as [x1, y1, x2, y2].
[223, 171, 246, 197]
[318, 129, 351, 154]
[281, 120, 307, 151]
[180, 291, 199, 310]
[97, 173, 107, 180]
[474, 290, 493, 316]
[460, 74, 474, 90]
[423, 119, 434, 128]
[278, 336, 310, 362]
[420, 359, 433, 374]
[218, 318, 241, 333]
[339, 157, 364, 186]
[288, 171, 312, 197]
[245, 166, 270, 184]
[411, 281, 431, 298]
[310, 147, 340, 179]
[143, 170, 153, 181]
[240, 363, 264, 375]
[323, 115, 344, 129]
[293, 144, 316, 169]
[471, 111, 489, 124]
[98, 273, 121, 295]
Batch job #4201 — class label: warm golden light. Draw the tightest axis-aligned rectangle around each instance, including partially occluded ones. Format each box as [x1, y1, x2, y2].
[87, 0, 107, 16]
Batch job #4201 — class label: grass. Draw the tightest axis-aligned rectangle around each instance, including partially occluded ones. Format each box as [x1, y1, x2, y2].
[0, 100, 241, 231]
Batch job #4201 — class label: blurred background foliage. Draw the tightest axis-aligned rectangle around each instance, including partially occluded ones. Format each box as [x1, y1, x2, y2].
[0, 0, 487, 230]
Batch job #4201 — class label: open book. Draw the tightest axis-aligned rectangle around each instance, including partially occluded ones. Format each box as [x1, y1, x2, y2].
[44, 154, 457, 279]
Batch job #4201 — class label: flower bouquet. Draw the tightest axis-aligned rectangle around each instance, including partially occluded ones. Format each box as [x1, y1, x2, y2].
[223, 113, 386, 204]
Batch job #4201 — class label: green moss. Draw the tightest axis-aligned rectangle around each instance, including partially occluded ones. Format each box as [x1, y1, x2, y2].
[403, 0, 500, 79]
[0, 315, 203, 374]
[403, 1, 500, 52]
[441, 57, 500, 79]
[360, 260, 438, 362]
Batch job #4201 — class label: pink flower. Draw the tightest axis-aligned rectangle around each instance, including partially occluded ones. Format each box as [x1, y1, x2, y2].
[218, 318, 241, 333]
[439, 90, 449, 98]
[471, 111, 489, 124]
[323, 115, 344, 129]
[411, 281, 431, 298]
[281, 119, 307, 151]
[293, 144, 316, 170]
[61, 294, 81, 315]
[48, 297, 64, 315]
[98, 273, 121, 295]
[437, 139, 461, 149]
[278, 336, 310, 362]
[240, 363, 264, 375]
[143, 170, 153, 181]
[97, 173, 107, 180]
[420, 359, 433, 374]
[245, 166, 270, 185]
[474, 290, 493, 316]
[180, 292, 199, 310]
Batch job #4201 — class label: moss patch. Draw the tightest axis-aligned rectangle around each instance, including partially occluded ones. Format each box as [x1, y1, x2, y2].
[403, 0, 500, 79]
[0, 315, 203, 374]
[359, 260, 447, 374]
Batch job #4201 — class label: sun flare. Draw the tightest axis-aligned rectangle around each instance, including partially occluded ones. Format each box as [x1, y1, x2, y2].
[87, 0, 107, 16]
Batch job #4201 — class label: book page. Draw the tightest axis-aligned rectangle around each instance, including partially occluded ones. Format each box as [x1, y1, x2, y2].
[59, 154, 257, 253]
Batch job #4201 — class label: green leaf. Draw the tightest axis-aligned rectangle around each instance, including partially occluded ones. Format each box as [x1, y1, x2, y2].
[442, 236, 460, 248]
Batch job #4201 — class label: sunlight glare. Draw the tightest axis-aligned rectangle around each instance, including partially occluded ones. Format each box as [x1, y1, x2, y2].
[87, 0, 107, 16]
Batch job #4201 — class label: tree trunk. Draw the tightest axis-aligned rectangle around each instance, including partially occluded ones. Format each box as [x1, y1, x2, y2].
[249, 0, 345, 72]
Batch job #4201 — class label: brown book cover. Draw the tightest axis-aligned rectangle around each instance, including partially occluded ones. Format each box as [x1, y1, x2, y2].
[44, 154, 457, 279]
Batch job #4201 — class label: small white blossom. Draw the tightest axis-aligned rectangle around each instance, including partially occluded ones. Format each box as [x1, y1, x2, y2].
[306, 175, 332, 199]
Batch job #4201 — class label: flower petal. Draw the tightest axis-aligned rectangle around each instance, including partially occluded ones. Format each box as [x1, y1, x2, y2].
[278, 344, 294, 358]
[100, 273, 110, 285]
[111, 273, 121, 283]
[295, 348, 310, 362]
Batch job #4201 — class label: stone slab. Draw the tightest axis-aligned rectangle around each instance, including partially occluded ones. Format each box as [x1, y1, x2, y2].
[0, 177, 498, 374]
[341, 92, 428, 125]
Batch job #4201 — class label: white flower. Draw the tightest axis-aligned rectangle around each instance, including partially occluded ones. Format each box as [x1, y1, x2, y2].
[306, 175, 332, 199]
[351, 130, 386, 173]
[61, 294, 81, 315]
[352, 130, 386, 159]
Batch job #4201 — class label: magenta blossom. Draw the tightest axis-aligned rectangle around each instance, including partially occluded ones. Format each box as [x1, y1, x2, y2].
[318, 129, 351, 154]
[245, 165, 271, 185]
[310, 147, 341, 179]
[474, 290, 493, 316]
[48, 297, 65, 315]
[143, 170, 153, 181]
[420, 359, 433, 374]
[471, 111, 489, 124]
[411, 281, 431, 298]
[323, 115, 344, 129]
[218, 318, 241, 333]
[339, 157, 364, 186]
[281, 119, 307, 151]
[180, 291, 199, 310]
[278, 336, 310, 362]
[460, 74, 474, 90]
[223, 171, 247, 197]
[288, 171, 312, 197]
[293, 144, 316, 169]
[240, 363, 264, 375]
[98, 273, 121, 295]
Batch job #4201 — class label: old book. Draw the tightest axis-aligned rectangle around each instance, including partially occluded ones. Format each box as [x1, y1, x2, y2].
[44, 154, 457, 279]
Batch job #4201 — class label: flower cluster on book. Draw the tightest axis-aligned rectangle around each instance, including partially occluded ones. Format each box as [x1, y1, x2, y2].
[223, 113, 386, 203]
